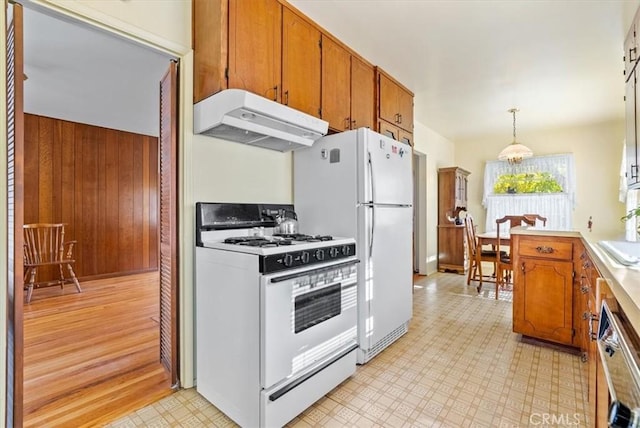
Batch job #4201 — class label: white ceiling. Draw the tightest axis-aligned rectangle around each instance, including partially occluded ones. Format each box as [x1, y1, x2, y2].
[23, 7, 172, 137]
[289, 0, 632, 141]
[23, 1, 634, 142]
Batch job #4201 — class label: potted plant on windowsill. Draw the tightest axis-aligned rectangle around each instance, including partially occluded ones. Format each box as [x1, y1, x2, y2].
[622, 206, 640, 235]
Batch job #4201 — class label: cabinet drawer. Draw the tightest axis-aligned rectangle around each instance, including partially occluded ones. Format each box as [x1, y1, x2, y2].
[518, 240, 573, 260]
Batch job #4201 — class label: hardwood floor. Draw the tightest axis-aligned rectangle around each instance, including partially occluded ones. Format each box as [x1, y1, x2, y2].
[23, 271, 172, 427]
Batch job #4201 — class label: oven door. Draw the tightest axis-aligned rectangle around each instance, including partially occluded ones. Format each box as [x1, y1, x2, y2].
[261, 259, 358, 389]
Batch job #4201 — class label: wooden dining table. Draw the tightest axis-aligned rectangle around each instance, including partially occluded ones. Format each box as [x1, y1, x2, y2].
[476, 231, 510, 248]
[475, 231, 512, 283]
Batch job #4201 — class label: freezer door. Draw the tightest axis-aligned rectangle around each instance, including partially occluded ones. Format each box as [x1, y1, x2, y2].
[359, 129, 413, 205]
[357, 204, 413, 350]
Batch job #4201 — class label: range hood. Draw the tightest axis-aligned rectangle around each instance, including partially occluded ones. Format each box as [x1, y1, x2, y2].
[193, 89, 328, 152]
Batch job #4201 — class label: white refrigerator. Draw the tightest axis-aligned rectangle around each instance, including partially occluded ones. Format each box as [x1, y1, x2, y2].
[294, 128, 413, 363]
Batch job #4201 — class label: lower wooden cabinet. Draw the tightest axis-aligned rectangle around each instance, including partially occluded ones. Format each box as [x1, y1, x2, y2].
[512, 232, 613, 425]
[514, 256, 574, 345]
[437, 224, 467, 274]
[512, 235, 576, 346]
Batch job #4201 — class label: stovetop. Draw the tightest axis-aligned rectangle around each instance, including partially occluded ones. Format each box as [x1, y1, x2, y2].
[223, 234, 334, 247]
[195, 202, 357, 272]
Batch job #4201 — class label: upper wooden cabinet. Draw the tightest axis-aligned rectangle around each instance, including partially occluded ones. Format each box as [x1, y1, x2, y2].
[193, 0, 228, 103]
[377, 68, 414, 133]
[228, 0, 282, 102]
[321, 35, 351, 131]
[193, 0, 409, 131]
[282, 8, 321, 117]
[322, 36, 375, 132]
[350, 56, 375, 130]
[193, 0, 282, 103]
[378, 120, 413, 146]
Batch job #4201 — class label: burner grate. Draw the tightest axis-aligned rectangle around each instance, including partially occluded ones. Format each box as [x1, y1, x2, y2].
[273, 233, 333, 242]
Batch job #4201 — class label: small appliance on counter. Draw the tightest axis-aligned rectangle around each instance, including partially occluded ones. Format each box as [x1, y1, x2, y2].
[294, 127, 414, 364]
[194, 202, 358, 427]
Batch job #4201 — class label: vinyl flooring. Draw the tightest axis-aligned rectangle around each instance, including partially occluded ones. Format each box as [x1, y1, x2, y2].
[108, 272, 588, 427]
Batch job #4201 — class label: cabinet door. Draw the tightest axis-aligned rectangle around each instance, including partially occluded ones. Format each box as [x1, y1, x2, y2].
[193, 0, 228, 103]
[397, 86, 414, 132]
[630, 71, 640, 186]
[228, 0, 282, 102]
[350, 56, 374, 130]
[625, 22, 638, 81]
[398, 129, 413, 146]
[378, 73, 400, 125]
[513, 258, 574, 345]
[321, 35, 351, 131]
[282, 8, 321, 117]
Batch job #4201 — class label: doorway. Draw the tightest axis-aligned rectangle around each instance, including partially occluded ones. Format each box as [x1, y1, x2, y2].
[13, 5, 179, 425]
[413, 150, 428, 275]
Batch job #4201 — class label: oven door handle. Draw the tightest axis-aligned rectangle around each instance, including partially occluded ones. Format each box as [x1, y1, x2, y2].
[269, 259, 360, 283]
[268, 344, 358, 402]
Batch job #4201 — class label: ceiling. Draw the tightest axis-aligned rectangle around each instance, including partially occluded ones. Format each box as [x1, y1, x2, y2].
[22, 1, 634, 142]
[289, 0, 632, 141]
[23, 7, 172, 137]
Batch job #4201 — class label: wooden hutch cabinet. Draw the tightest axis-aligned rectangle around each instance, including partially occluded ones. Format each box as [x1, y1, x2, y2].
[437, 167, 470, 273]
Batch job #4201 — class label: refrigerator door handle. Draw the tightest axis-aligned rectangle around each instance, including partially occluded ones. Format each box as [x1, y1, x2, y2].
[369, 205, 375, 257]
[368, 151, 375, 204]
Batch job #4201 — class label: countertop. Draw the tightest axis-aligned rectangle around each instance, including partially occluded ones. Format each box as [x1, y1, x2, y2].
[511, 227, 640, 334]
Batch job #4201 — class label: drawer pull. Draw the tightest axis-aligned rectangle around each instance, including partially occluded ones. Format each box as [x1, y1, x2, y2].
[535, 245, 554, 254]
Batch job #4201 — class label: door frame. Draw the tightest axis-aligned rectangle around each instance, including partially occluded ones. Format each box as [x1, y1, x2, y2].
[3, 1, 193, 423]
[413, 150, 428, 275]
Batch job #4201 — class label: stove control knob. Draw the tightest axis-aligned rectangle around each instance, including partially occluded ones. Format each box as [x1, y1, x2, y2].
[341, 245, 352, 256]
[300, 251, 310, 264]
[283, 254, 294, 267]
[329, 247, 339, 258]
[315, 249, 325, 261]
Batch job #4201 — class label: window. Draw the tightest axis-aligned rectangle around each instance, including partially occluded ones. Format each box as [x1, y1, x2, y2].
[483, 154, 576, 232]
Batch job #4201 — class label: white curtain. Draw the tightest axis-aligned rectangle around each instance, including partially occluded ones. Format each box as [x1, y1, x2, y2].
[483, 153, 576, 232]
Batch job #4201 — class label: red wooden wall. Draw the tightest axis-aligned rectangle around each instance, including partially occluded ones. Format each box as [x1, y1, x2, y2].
[24, 113, 159, 280]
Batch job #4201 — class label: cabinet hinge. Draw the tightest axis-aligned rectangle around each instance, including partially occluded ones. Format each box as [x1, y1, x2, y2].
[319, 38, 322, 48]
[572, 328, 576, 337]
[572, 270, 575, 279]
[224, 67, 229, 80]
[318, 108, 322, 117]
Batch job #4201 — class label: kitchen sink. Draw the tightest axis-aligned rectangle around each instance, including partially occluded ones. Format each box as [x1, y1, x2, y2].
[599, 240, 640, 266]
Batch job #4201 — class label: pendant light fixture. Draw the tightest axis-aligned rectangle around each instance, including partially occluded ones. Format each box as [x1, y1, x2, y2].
[498, 108, 533, 165]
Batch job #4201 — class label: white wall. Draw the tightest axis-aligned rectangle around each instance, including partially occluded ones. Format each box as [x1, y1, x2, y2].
[455, 119, 626, 241]
[413, 121, 455, 274]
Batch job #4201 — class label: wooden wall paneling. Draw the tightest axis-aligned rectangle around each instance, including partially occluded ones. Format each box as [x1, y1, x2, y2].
[60, 120, 75, 240]
[38, 116, 53, 223]
[97, 125, 107, 274]
[23, 114, 159, 281]
[104, 129, 120, 275]
[81, 124, 101, 276]
[24, 115, 39, 224]
[118, 132, 135, 273]
[73, 123, 84, 277]
[148, 138, 159, 269]
[142, 137, 150, 269]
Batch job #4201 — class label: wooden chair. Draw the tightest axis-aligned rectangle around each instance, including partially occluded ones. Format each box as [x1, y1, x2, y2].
[494, 215, 536, 299]
[464, 215, 505, 289]
[523, 213, 548, 227]
[23, 223, 82, 303]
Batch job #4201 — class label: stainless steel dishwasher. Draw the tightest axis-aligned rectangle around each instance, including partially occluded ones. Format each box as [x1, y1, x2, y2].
[598, 299, 640, 427]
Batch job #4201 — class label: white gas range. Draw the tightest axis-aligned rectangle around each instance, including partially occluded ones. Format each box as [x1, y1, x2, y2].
[195, 202, 358, 428]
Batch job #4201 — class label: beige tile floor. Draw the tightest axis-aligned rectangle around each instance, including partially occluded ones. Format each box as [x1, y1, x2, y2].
[107, 272, 588, 428]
